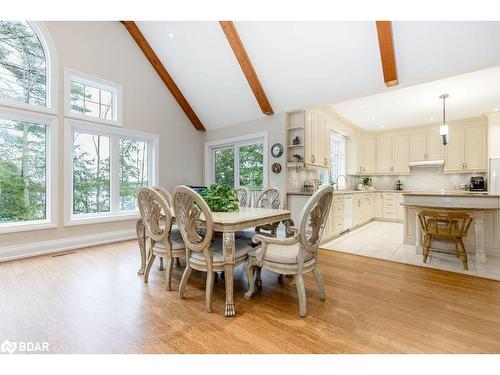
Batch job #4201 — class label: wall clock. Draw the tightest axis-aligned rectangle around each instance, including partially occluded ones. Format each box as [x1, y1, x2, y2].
[271, 143, 284, 158]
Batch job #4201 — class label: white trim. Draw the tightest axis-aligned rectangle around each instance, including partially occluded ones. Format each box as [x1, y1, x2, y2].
[0, 21, 58, 115]
[0, 107, 58, 234]
[0, 229, 136, 263]
[64, 118, 159, 226]
[64, 68, 123, 127]
[204, 131, 268, 187]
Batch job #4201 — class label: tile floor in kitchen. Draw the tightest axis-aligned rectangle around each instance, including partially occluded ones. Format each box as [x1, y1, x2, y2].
[322, 221, 500, 281]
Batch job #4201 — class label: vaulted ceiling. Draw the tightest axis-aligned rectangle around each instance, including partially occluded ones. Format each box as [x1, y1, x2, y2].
[133, 21, 500, 130]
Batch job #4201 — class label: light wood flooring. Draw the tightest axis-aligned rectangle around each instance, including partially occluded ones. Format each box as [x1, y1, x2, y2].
[1, 240, 500, 353]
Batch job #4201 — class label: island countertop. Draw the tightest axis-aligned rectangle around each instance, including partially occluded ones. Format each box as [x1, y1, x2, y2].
[402, 190, 499, 198]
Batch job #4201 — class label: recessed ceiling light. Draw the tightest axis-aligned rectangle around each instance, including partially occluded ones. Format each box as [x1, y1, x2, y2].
[361, 106, 365, 111]
[380, 125, 385, 129]
[372, 116, 376, 120]
[169, 33, 174, 39]
[430, 117, 434, 121]
[494, 108, 499, 112]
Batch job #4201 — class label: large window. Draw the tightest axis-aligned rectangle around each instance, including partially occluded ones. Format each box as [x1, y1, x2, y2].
[330, 131, 346, 189]
[0, 22, 57, 234]
[206, 133, 267, 199]
[0, 21, 47, 107]
[66, 120, 157, 224]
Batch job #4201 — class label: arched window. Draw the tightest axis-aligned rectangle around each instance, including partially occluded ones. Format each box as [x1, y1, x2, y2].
[0, 21, 48, 107]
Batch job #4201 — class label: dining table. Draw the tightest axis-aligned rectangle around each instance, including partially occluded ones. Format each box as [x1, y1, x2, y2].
[136, 206, 292, 317]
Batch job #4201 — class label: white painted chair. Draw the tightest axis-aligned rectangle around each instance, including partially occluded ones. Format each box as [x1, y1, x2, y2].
[173, 185, 252, 313]
[244, 186, 334, 317]
[137, 187, 185, 291]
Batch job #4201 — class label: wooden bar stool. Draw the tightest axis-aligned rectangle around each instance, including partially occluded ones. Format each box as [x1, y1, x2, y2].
[417, 210, 473, 270]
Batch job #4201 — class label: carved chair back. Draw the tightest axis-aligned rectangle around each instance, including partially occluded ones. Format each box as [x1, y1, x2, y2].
[418, 209, 473, 238]
[298, 186, 334, 254]
[254, 187, 284, 210]
[235, 186, 252, 208]
[151, 185, 173, 209]
[172, 185, 214, 254]
[137, 187, 173, 243]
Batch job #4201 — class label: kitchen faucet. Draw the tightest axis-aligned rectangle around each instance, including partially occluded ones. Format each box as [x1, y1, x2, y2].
[335, 175, 348, 191]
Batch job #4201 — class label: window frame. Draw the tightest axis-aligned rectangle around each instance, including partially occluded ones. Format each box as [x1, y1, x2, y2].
[204, 131, 268, 189]
[64, 68, 123, 127]
[0, 107, 58, 234]
[64, 118, 159, 226]
[329, 130, 347, 190]
[0, 21, 58, 115]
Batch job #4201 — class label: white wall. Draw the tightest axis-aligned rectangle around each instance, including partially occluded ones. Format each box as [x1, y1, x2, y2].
[203, 113, 287, 191]
[0, 22, 203, 255]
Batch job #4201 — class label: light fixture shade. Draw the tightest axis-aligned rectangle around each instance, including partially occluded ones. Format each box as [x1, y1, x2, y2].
[439, 124, 449, 136]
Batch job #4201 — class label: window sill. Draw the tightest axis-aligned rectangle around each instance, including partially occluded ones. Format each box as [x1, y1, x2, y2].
[0, 220, 57, 235]
[65, 212, 140, 227]
[64, 111, 121, 128]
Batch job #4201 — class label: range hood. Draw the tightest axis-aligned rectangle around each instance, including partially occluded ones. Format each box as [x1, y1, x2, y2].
[409, 160, 445, 167]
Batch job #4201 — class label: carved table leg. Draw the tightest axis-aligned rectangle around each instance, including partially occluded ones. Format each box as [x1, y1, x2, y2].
[475, 211, 487, 264]
[174, 257, 181, 267]
[223, 232, 236, 317]
[136, 218, 146, 275]
[159, 257, 164, 271]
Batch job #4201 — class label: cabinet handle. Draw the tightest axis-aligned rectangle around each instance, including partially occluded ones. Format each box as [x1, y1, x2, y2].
[324, 157, 327, 166]
[465, 162, 468, 169]
[311, 155, 315, 163]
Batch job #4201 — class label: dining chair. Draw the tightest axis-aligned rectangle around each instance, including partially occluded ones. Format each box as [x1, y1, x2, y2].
[244, 186, 334, 317]
[173, 185, 252, 313]
[254, 186, 285, 236]
[137, 187, 186, 290]
[418, 209, 473, 270]
[235, 186, 252, 208]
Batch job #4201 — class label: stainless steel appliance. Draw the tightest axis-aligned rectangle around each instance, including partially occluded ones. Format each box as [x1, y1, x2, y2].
[469, 176, 486, 192]
[395, 180, 403, 191]
[489, 158, 500, 194]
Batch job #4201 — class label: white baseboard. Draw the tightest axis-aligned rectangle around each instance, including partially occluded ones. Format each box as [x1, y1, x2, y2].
[0, 229, 136, 263]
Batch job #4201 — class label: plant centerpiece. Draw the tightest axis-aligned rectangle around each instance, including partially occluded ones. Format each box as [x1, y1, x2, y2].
[361, 177, 373, 190]
[200, 184, 239, 212]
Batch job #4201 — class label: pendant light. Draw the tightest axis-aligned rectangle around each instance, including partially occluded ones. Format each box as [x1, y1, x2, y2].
[439, 94, 449, 146]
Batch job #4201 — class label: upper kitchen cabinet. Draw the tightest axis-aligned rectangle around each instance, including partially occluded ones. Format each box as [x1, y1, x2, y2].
[375, 134, 409, 175]
[302, 110, 330, 168]
[376, 135, 392, 174]
[445, 126, 487, 173]
[358, 136, 376, 174]
[409, 127, 444, 162]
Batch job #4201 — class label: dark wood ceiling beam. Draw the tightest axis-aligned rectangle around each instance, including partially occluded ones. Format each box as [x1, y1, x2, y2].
[120, 21, 205, 131]
[219, 21, 274, 116]
[375, 21, 398, 87]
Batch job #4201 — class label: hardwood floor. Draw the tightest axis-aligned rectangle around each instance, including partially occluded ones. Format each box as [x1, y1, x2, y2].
[1, 240, 500, 353]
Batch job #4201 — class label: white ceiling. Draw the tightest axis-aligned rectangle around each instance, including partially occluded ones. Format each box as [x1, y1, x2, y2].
[332, 66, 500, 130]
[136, 21, 500, 130]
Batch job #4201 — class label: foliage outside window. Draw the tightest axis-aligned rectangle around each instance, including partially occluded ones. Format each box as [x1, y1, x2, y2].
[330, 132, 346, 189]
[69, 122, 154, 222]
[120, 139, 148, 211]
[72, 132, 110, 214]
[213, 141, 264, 194]
[0, 118, 47, 224]
[0, 21, 47, 107]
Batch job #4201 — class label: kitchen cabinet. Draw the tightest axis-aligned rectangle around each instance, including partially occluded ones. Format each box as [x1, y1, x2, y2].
[376, 136, 392, 174]
[396, 193, 404, 220]
[376, 134, 410, 174]
[392, 135, 410, 174]
[304, 111, 330, 168]
[358, 137, 376, 174]
[352, 193, 374, 226]
[409, 127, 444, 161]
[445, 126, 487, 173]
[374, 192, 383, 218]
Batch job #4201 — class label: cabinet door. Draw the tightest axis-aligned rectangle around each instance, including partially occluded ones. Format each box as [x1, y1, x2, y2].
[464, 127, 487, 171]
[426, 127, 445, 160]
[376, 135, 392, 174]
[392, 135, 410, 174]
[374, 193, 383, 218]
[352, 197, 362, 227]
[304, 112, 313, 165]
[361, 137, 376, 174]
[320, 118, 330, 168]
[396, 194, 404, 220]
[346, 138, 359, 175]
[409, 132, 426, 161]
[445, 128, 465, 173]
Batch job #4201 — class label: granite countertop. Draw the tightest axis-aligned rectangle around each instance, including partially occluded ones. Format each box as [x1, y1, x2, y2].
[402, 190, 498, 197]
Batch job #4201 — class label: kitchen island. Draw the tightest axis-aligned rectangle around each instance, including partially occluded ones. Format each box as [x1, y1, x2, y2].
[402, 191, 500, 264]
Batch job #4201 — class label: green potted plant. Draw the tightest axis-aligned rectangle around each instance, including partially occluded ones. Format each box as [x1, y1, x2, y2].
[361, 177, 373, 190]
[200, 184, 239, 212]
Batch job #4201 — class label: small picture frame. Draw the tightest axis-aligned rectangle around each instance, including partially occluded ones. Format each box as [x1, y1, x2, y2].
[271, 162, 282, 174]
